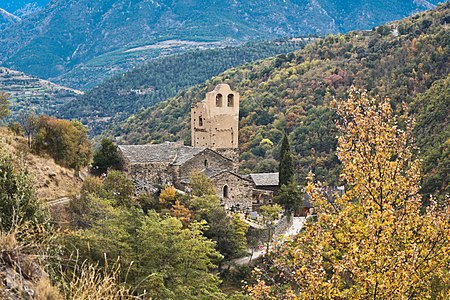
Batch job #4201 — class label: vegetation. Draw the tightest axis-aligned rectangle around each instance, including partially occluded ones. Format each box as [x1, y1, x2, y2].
[0, 91, 10, 121]
[109, 3, 450, 201]
[91, 138, 120, 174]
[0, 149, 47, 231]
[60, 40, 308, 134]
[278, 133, 294, 186]
[31, 115, 92, 170]
[250, 89, 450, 298]
[1, 0, 434, 88]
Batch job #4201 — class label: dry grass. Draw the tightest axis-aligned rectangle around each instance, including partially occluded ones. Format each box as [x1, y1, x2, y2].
[0, 127, 84, 201]
[60, 257, 139, 300]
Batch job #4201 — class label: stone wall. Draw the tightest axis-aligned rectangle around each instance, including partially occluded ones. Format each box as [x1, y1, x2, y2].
[177, 149, 233, 179]
[211, 171, 253, 211]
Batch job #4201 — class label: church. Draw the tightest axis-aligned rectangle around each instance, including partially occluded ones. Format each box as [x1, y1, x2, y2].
[118, 84, 278, 212]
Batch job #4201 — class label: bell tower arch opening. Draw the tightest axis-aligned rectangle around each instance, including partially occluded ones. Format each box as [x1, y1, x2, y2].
[227, 94, 234, 107]
[216, 94, 223, 107]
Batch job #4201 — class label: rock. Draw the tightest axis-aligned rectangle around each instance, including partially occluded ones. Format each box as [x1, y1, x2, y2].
[48, 172, 57, 178]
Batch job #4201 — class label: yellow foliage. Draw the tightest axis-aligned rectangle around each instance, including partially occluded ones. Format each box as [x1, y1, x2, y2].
[159, 185, 177, 205]
[251, 87, 450, 299]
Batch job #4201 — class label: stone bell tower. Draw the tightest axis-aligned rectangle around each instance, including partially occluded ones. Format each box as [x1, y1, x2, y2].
[191, 84, 239, 160]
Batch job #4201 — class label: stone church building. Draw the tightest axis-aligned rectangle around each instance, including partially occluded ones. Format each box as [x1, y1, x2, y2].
[118, 84, 278, 212]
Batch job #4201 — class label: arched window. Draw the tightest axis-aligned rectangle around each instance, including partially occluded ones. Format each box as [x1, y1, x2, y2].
[223, 185, 229, 198]
[227, 94, 234, 107]
[199, 116, 203, 126]
[204, 159, 208, 168]
[216, 94, 223, 107]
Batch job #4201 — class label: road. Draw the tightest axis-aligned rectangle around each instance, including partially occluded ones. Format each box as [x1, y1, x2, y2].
[47, 197, 71, 207]
[232, 217, 306, 266]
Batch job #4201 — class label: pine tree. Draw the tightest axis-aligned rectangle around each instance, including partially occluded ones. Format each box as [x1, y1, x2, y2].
[279, 132, 294, 186]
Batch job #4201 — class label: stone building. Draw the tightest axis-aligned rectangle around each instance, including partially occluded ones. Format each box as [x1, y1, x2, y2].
[191, 84, 239, 161]
[118, 142, 234, 193]
[118, 84, 278, 212]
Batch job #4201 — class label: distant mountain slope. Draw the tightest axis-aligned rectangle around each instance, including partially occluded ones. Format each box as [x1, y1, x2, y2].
[0, 0, 439, 89]
[58, 39, 310, 133]
[0, 8, 20, 31]
[106, 3, 450, 200]
[0, 0, 49, 16]
[0, 67, 82, 118]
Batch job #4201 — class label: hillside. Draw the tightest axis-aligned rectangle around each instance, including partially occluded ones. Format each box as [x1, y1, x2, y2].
[0, 0, 49, 16]
[0, 0, 438, 89]
[0, 67, 82, 119]
[0, 128, 83, 202]
[107, 3, 450, 200]
[0, 8, 20, 31]
[59, 39, 310, 133]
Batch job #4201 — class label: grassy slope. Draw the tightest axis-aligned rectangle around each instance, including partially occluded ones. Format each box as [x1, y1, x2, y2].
[106, 3, 450, 199]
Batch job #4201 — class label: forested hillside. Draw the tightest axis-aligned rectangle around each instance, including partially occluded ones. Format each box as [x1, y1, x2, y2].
[108, 3, 450, 200]
[0, 0, 438, 88]
[59, 40, 309, 133]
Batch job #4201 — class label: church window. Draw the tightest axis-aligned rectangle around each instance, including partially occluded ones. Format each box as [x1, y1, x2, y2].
[223, 185, 229, 198]
[199, 116, 203, 126]
[216, 94, 223, 107]
[204, 159, 208, 168]
[227, 94, 234, 107]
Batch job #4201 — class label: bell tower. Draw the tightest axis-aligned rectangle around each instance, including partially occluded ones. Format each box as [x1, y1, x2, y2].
[191, 84, 239, 151]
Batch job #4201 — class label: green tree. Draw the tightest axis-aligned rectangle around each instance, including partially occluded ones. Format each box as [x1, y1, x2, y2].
[189, 171, 217, 196]
[66, 207, 225, 299]
[0, 92, 10, 122]
[259, 204, 282, 255]
[33, 116, 92, 170]
[103, 170, 135, 207]
[92, 138, 120, 174]
[278, 133, 294, 186]
[274, 179, 304, 214]
[0, 150, 47, 231]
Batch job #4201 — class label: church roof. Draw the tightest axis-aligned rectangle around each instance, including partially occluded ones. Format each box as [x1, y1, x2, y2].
[250, 172, 279, 187]
[118, 142, 205, 165]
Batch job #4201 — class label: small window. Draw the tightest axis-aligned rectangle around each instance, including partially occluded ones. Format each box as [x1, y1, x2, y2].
[216, 94, 223, 107]
[227, 94, 234, 107]
[199, 116, 203, 126]
[223, 185, 229, 198]
[204, 159, 208, 168]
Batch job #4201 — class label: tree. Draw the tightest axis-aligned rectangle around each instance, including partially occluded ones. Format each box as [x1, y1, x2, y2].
[259, 204, 282, 255]
[189, 171, 217, 196]
[251, 88, 450, 298]
[92, 138, 120, 174]
[33, 116, 92, 170]
[274, 179, 303, 214]
[278, 133, 294, 186]
[0, 150, 47, 231]
[0, 92, 10, 122]
[103, 170, 135, 207]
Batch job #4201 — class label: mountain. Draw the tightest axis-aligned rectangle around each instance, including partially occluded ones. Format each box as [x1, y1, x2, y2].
[106, 3, 450, 200]
[0, 8, 20, 31]
[0, 0, 50, 16]
[0, 0, 439, 90]
[0, 67, 82, 118]
[58, 39, 310, 134]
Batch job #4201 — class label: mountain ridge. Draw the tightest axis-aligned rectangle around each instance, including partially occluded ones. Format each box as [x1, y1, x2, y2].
[0, 0, 439, 89]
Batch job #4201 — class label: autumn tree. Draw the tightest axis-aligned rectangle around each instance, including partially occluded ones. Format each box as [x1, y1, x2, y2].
[250, 88, 450, 299]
